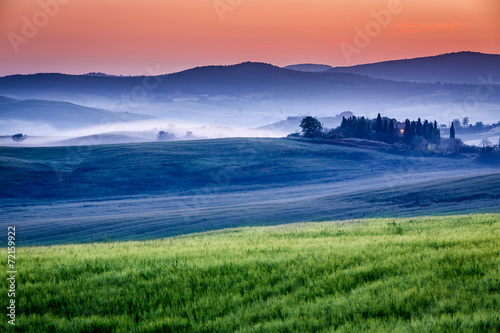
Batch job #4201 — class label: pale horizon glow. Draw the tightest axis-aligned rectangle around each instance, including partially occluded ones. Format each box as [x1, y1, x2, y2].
[0, 0, 499, 76]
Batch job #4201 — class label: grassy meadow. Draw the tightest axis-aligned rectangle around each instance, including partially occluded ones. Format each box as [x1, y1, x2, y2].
[3, 213, 499, 332]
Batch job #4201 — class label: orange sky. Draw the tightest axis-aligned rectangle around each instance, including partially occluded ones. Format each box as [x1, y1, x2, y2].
[0, 0, 499, 76]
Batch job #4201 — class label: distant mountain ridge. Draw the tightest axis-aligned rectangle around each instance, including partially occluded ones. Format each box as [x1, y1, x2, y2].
[327, 51, 500, 84]
[1, 53, 500, 136]
[0, 62, 423, 103]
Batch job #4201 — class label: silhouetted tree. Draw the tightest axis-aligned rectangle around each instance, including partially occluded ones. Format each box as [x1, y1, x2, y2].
[341, 116, 348, 129]
[12, 133, 26, 143]
[450, 122, 456, 139]
[352, 117, 367, 139]
[300, 116, 323, 138]
[388, 119, 396, 143]
[404, 119, 412, 145]
[462, 117, 469, 127]
[376, 113, 383, 133]
[383, 119, 388, 135]
[158, 131, 176, 141]
[432, 121, 441, 144]
[423, 120, 430, 139]
[416, 118, 423, 137]
[411, 121, 417, 138]
[432, 120, 441, 144]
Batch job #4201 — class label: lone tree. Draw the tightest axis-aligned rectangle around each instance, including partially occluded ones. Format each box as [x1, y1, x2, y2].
[300, 116, 323, 138]
[462, 117, 469, 127]
[12, 133, 26, 143]
[450, 122, 456, 139]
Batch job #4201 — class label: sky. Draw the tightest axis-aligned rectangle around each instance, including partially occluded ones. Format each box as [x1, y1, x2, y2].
[0, 0, 499, 76]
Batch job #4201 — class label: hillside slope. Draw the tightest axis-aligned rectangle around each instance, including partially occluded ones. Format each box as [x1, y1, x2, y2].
[0, 95, 156, 134]
[1, 138, 499, 245]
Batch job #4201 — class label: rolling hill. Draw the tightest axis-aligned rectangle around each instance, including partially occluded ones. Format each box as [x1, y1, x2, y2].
[2, 60, 500, 133]
[327, 51, 500, 84]
[0, 62, 430, 101]
[1, 55, 499, 133]
[1, 138, 499, 245]
[0, 95, 157, 135]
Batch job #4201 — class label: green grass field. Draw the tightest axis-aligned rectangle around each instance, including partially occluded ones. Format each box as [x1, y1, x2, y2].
[3, 214, 499, 332]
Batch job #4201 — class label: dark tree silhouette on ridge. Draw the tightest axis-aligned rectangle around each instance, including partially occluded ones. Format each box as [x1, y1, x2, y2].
[300, 116, 323, 138]
[376, 113, 383, 133]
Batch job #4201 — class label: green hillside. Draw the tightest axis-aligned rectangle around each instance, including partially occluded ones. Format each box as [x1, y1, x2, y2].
[3, 214, 499, 332]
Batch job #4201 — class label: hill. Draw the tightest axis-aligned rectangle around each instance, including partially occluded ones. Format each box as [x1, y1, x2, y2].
[1, 58, 500, 131]
[0, 62, 414, 101]
[327, 51, 500, 84]
[3, 214, 499, 331]
[0, 96, 157, 135]
[1, 138, 499, 245]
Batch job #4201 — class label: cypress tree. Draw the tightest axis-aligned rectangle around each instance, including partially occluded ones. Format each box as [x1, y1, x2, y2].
[383, 119, 388, 134]
[450, 122, 455, 139]
[416, 118, 423, 137]
[404, 119, 412, 145]
[376, 113, 383, 133]
[389, 119, 395, 143]
[341, 116, 347, 129]
[411, 121, 417, 139]
[423, 120, 430, 139]
[434, 121, 441, 144]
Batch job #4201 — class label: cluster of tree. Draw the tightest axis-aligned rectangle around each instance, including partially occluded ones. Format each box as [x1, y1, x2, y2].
[309, 113, 441, 146]
[297, 114, 500, 158]
[157, 131, 176, 141]
[452, 117, 500, 133]
[333, 114, 399, 143]
[402, 118, 441, 145]
[11, 133, 26, 143]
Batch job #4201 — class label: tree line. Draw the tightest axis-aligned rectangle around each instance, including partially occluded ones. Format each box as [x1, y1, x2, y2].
[300, 114, 441, 146]
[297, 114, 500, 159]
